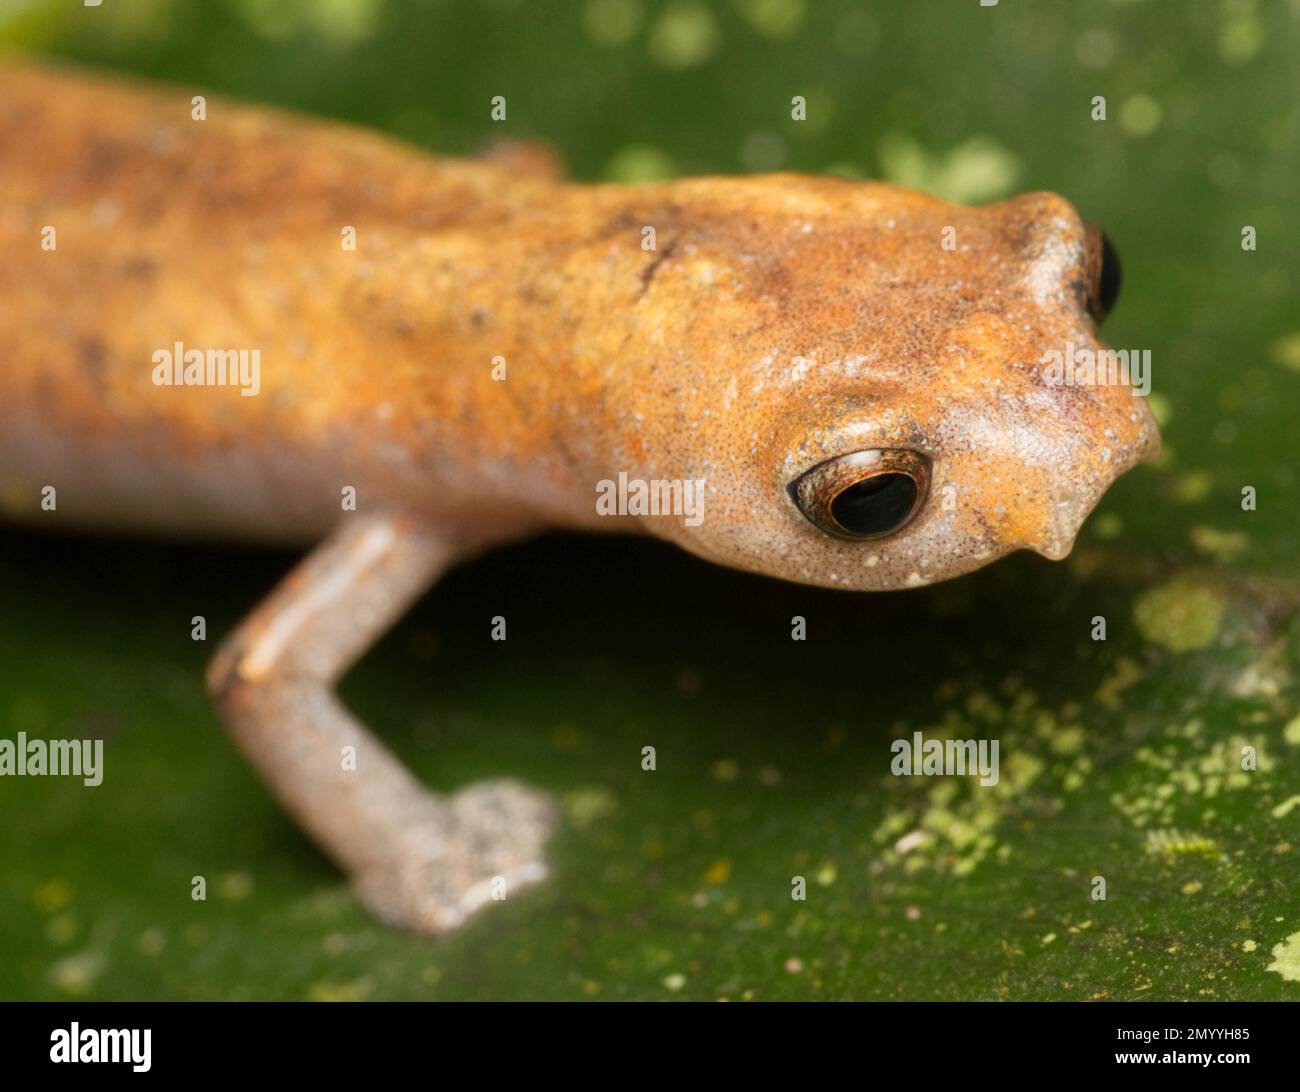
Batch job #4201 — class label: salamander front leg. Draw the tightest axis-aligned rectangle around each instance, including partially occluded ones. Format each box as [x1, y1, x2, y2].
[205, 515, 556, 934]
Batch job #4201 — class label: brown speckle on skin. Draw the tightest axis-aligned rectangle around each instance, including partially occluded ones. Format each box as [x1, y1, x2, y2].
[637, 239, 677, 297]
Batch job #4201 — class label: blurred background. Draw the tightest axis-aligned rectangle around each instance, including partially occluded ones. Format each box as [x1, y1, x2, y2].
[0, 0, 1297, 1000]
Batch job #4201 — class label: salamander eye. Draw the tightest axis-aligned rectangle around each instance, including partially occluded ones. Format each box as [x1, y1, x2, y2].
[790, 450, 931, 540]
[1085, 225, 1122, 323]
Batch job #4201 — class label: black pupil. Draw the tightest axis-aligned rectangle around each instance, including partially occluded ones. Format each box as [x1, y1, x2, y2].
[1098, 232, 1122, 319]
[830, 473, 917, 537]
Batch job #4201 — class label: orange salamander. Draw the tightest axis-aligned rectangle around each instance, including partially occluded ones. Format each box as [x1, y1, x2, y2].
[0, 64, 1159, 933]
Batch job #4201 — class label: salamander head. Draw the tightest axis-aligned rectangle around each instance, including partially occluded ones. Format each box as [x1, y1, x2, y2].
[627, 179, 1160, 591]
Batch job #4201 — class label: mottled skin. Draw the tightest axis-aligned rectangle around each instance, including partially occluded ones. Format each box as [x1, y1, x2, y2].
[0, 65, 1159, 932]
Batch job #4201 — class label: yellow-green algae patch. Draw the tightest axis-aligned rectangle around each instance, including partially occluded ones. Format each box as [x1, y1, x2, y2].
[1284, 716, 1300, 746]
[1113, 733, 1272, 828]
[1133, 580, 1225, 653]
[873, 690, 1089, 878]
[1266, 932, 1300, 983]
[1189, 526, 1248, 563]
[1270, 331, 1300, 372]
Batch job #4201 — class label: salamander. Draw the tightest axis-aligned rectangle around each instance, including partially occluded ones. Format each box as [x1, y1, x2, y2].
[0, 64, 1159, 932]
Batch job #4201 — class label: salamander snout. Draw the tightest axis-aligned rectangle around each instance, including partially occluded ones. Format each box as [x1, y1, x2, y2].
[1025, 489, 1095, 561]
[1022, 418, 1161, 562]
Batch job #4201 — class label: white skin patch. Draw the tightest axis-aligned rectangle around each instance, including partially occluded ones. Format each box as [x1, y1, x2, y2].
[1022, 219, 1081, 303]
